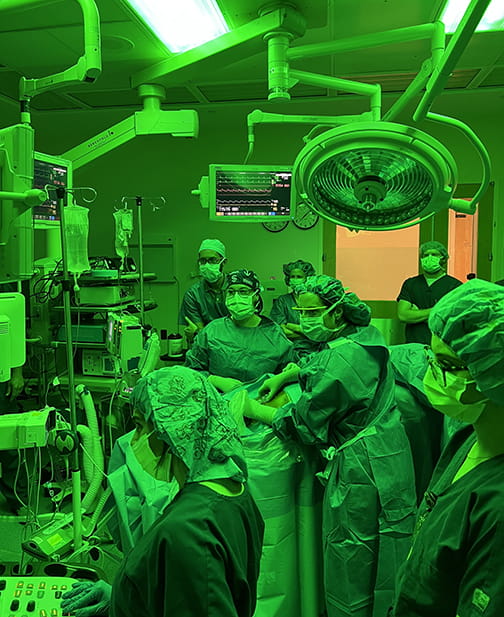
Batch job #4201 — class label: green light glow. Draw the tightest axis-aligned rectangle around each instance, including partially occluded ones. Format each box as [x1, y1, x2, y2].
[440, 0, 504, 33]
[124, 0, 230, 53]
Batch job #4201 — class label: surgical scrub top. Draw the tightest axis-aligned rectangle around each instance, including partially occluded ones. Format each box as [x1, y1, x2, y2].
[179, 279, 228, 326]
[185, 316, 295, 382]
[110, 482, 265, 617]
[391, 426, 504, 617]
[270, 292, 299, 325]
[397, 274, 462, 344]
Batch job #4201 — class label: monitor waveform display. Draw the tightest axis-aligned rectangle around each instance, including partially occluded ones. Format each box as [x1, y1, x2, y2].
[33, 156, 70, 222]
[213, 166, 292, 219]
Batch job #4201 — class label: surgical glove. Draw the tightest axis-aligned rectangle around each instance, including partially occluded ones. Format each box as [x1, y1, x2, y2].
[61, 581, 112, 617]
[230, 390, 275, 424]
[184, 316, 199, 342]
[258, 375, 283, 402]
[209, 375, 243, 393]
[228, 390, 248, 434]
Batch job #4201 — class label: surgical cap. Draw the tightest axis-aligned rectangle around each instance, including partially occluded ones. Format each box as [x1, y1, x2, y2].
[225, 269, 263, 292]
[428, 279, 504, 405]
[130, 366, 247, 483]
[198, 238, 226, 258]
[283, 260, 316, 285]
[297, 275, 371, 326]
[420, 241, 448, 260]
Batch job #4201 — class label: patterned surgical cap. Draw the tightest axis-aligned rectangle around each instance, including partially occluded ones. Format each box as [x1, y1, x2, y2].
[225, 269, 262, 292]
[297, 275, 371, 326]
[130, 366, 247, 482]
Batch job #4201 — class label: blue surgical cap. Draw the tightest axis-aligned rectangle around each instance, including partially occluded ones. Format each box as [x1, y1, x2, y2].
[297, 275, 371, 326]
[199, 238, 226, 258]
[131, 366, 247, 483]
[428, 279, 504, 404]
[420, 241, 448, 260]
[283, 260, 315, 285]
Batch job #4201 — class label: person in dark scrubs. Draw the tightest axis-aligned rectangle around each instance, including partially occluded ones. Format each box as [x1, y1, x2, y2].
[391, 279, 504, 617]
[61, 366, 264, 617]
[397, 241, 462, 344]
[179, 238, 229, 344]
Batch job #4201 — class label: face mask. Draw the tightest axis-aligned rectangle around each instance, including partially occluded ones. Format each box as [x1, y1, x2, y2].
[226, 294, 257, 320]
[423, 365, 488, 423]
[289, 277, 305, 291]
[131, 431, 171, 480]
[199, 261, 223, 283]
[421, 255, 442, 274]
[299, 302, 342, 342]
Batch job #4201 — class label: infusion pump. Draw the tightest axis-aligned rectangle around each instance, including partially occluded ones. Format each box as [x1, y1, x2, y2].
[105, 313, 144, 373]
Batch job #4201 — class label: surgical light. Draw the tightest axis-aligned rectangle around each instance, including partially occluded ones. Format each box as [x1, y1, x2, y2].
[440, 0, 504, 33]
[124, 0, 230, 53]
[292, 122, 460, 231]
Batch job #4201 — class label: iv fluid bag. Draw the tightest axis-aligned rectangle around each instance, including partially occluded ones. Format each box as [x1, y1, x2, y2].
[114, 209, 134, 260]
[65, 205, 90, 274]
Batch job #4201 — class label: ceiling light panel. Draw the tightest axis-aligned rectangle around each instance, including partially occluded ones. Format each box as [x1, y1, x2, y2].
[440, 0, 504, 33]
[124, 0, 230, 53]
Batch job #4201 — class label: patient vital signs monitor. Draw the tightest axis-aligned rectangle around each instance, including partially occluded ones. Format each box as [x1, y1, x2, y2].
[33, 152, 72, 228]
[209, 164, 293, 222]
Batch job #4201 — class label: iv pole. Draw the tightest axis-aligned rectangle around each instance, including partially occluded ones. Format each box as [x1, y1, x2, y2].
[56, 186, 83, 551]
[135, 196, 145, 325]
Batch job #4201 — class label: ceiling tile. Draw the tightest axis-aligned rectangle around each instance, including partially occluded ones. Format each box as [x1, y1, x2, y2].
[478, 66, 504, 87]
[30, 92, 83, 111]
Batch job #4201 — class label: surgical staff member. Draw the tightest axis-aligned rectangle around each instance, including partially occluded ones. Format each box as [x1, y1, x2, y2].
[61, 366, 264, 617]
[270, 259, 315, 335]
[185, 269, 294, 392]
[179, 238, 229, 344]
[390, 279, 504, 617]
[270, 259, 319, 360]
[235, 275, 417, 617]
[397, 241, 461, 344]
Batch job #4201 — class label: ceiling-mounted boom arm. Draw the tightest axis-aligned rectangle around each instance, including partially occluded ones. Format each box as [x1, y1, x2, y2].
[414, 0, 492, 122]
[19, 0, 101, 103]
[63, 85, 198, 170]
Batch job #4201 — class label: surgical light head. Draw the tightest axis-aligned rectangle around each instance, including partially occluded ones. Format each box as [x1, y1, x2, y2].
[292, 121, 460, 231]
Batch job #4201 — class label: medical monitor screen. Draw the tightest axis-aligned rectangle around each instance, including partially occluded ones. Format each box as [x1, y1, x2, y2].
[33, 153, 72, 226]
[209, 165, 293, 221]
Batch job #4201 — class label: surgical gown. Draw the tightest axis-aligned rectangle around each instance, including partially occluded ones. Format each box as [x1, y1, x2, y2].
[273, 325, 417, 617]
[185, 316, 295, 382]
[107, 429, 179, 552]
[391, 426, 504, 617]
[389, 343, 444, 504]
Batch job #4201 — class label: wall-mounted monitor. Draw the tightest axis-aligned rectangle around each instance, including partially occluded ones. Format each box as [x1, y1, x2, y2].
[208, 164, 293, 222]
[32, 152, 73, 229]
